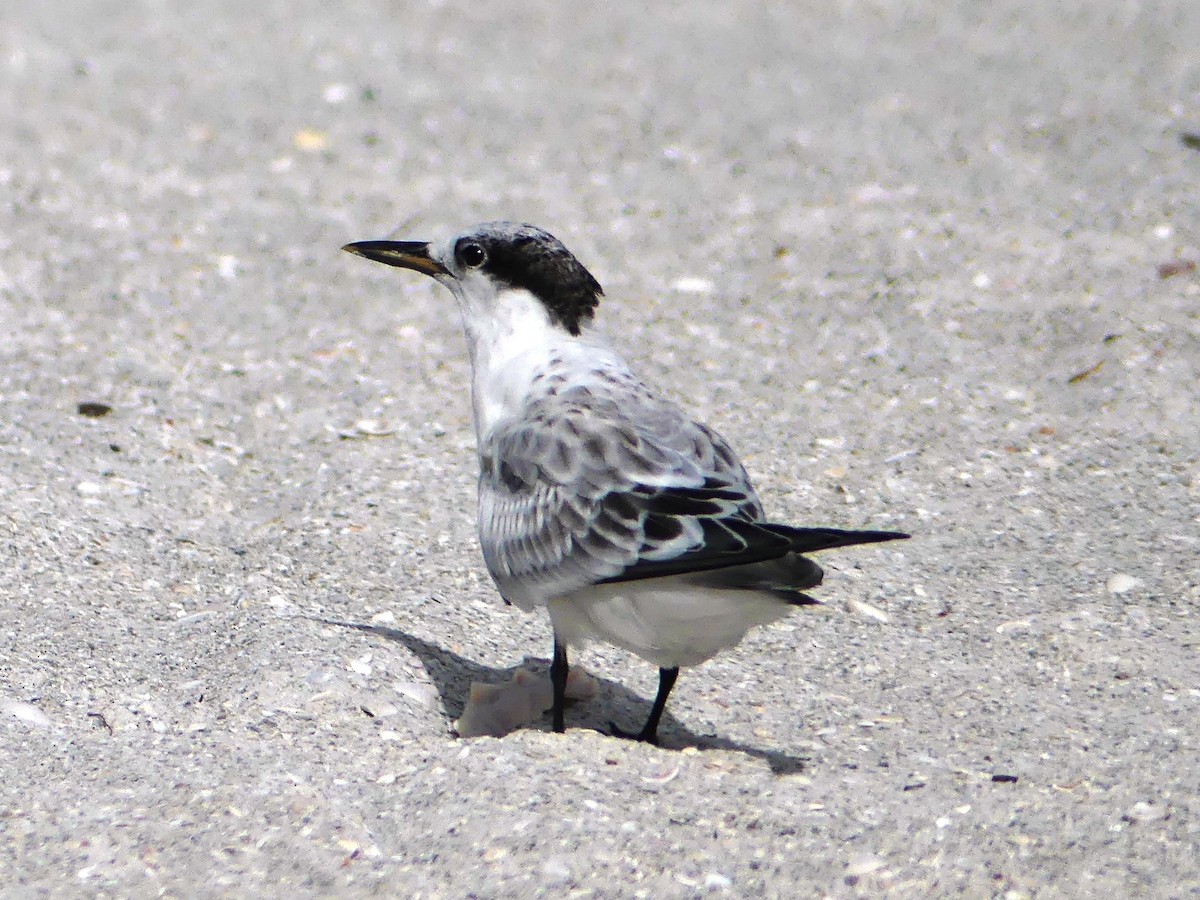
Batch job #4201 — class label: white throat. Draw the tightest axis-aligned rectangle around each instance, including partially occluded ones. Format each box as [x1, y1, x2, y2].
[454, 284, 578, 440]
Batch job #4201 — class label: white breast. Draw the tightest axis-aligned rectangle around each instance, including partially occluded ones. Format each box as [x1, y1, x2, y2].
[458, 284, 618, 440]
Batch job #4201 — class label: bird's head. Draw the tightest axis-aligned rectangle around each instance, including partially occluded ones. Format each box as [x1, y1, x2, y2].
[343, 222, 604, 337]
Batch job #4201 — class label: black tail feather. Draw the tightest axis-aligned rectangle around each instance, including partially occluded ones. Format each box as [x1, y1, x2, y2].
[600, 523, 908, 586]
[764, 526, 910, 555]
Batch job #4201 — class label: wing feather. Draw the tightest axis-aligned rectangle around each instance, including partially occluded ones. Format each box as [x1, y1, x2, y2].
[477, 386, 778, 606]
[468, 334, 916, 616]
[477, 388, 908, 609]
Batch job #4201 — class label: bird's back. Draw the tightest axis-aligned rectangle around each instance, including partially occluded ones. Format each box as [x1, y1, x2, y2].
[475, 345, 781, 607]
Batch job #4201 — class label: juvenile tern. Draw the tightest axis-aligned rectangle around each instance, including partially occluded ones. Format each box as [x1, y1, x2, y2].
[344, 222, 908, 744]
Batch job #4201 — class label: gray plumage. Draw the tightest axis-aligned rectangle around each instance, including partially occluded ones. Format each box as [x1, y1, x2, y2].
[477, 359, 767, 607]
[344, 222, 909, 743]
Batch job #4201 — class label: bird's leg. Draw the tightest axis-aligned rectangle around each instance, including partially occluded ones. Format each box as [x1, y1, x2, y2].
[610, 666, 680, 745]
[637, 667, 679, 744]
[549, 637, 568, 734]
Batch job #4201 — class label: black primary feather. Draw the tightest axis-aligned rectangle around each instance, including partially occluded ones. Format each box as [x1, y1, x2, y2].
[597, 506, 908, 585]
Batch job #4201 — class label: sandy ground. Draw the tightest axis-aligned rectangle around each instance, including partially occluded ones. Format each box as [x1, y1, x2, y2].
[2, 1, 1198, 896]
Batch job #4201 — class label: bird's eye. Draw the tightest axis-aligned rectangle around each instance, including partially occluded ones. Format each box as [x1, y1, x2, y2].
[459, 242, 486, 268]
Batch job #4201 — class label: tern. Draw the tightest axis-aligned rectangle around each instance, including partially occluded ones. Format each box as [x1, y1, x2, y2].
[344, 222, 908, 744]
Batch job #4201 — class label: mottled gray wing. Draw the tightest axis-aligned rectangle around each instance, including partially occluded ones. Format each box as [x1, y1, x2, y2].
[476, 394, 786, 608]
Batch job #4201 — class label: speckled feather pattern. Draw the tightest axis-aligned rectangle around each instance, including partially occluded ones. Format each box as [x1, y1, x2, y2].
[477, 354, 781, 609]
[357, 221, 907, 670]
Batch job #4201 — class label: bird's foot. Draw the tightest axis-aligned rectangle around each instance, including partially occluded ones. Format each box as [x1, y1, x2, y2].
[607, 720, 659, 745]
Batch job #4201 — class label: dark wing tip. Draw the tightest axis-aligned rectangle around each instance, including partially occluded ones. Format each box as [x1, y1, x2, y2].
[761, 526, 910, 555]
[855, 530, 911, 543]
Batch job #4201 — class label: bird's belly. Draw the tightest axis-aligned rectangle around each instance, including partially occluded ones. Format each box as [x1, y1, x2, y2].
[547, 576, 794, 669]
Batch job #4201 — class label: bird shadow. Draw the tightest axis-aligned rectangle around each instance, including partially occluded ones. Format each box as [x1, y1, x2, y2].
[311, 615, 808, 776]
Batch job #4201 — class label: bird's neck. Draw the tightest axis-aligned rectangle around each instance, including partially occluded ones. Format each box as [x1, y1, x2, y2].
[458, 288, 599, 441]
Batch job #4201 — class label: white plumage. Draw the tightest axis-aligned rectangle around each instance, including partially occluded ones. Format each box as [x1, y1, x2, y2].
[345, 222, 907, 743]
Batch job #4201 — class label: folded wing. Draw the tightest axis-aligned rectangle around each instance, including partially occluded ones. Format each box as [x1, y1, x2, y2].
[477, 393, 907, 608]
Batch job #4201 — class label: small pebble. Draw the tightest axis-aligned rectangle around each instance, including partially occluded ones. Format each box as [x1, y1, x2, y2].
[704, 872, 733, 890]
[393, 681, 439, 708]
[1106, 573, 1140, 594]
[361, 702, 399, 718]
[1124, 801, 1165, 823]
[996, 620, 1032, 633]
[352, 419, 395, 437]
[1157, 259, 1197, 279]
[322, 83, 351, 104]
[845, 855, 884, 878]
[294, 128, 328, 151]
[852, 182, 907, 204]
[542, 856, 572, 885]
[2, 700, 53, 728]
[77, 402, 112, 418]
[642, 765, 680, 785]
[671, 276, 715, 294]
[847, 598, 889, 623]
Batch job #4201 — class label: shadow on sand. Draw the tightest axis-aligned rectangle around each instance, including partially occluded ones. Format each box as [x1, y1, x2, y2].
[312, 616, 808, 775]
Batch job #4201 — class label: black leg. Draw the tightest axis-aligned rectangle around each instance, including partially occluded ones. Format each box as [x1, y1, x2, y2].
[637, 667, 679, 744]
[611, 667, 681, 744]
[549, 637, 568, 734]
